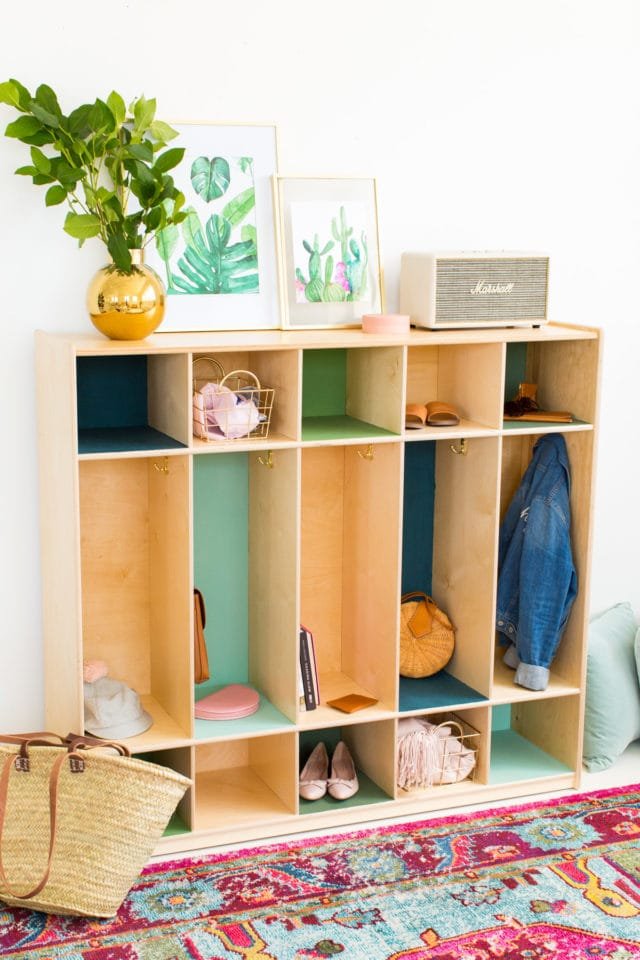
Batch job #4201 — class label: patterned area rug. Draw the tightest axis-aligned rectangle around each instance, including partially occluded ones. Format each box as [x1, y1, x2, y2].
[1, 783, 640, 959]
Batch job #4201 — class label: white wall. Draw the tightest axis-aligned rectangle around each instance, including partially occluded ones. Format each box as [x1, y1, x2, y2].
[1, 0, 638, 730]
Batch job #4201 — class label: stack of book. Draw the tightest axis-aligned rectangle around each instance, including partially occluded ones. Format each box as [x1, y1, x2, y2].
[298, 625, 320, 710]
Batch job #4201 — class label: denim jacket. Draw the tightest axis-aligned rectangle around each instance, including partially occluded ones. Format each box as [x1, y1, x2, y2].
[496, 434, 577, 691]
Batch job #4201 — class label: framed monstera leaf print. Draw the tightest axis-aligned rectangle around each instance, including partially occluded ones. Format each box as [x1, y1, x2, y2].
[150, 124, 280, 331]
[276, 176, 382, 329]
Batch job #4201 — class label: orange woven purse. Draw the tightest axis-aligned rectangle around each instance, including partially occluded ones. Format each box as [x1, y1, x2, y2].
[399, 591, 455, 678]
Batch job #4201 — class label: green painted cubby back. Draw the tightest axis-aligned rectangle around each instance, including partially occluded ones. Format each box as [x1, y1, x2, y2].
[77, 356, 148, 429]
[302, 350, 347, 417]
[76, 355, 185, 453]
[504, 342, 528, 401]
[401, 441, 435, 596]
[193, 454, 249, 692]
[491, 703, 512, 730]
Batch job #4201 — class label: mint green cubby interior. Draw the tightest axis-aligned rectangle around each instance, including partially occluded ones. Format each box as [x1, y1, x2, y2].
[298, 726, 392, 815]
[193, 453, 293, 740]
[301, 349, 396, 441]
[489, 704, 571, 784]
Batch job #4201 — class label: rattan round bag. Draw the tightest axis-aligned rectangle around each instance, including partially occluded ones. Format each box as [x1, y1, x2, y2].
[400, 591, 455, 678]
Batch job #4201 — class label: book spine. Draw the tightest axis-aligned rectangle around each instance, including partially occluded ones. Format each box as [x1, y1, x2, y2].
[299, 626, 316, 710]
[296, 659, 305, 708]
[307, 629, 321, 706]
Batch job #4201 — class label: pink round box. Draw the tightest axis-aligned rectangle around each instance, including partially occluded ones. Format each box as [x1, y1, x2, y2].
[362, 313, 410, 334]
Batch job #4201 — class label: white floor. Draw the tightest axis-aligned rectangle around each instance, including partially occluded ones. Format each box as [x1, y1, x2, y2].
[153, 740, 640, 862]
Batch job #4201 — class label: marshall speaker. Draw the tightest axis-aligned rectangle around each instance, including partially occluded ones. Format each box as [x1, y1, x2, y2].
[400, 251, 549, 329]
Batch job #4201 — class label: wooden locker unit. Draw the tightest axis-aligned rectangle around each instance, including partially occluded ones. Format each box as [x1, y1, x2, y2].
[36, 322, 600, 853]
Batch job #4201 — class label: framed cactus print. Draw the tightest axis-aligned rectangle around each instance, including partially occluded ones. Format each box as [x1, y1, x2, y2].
[149, 123, 280, 332]
[276, 177, 382, 329]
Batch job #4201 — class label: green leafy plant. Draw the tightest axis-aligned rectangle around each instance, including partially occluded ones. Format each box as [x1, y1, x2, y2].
[0, 79, 187, 274]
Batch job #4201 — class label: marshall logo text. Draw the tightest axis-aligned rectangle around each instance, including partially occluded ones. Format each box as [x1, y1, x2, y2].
[470, 280, 515, 296]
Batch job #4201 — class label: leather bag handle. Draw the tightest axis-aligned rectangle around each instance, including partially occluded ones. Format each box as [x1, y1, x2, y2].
[401, 591, 435, 639]
[0, 747, 85, 900]
[64, 734, 130, 757]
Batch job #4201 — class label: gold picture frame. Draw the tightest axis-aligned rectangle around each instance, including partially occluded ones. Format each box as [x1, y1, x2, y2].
[276, 176, 382, 329]
[147, 123, 280, 332]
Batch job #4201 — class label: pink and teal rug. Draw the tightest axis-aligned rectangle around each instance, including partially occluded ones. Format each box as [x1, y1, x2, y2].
[1, 783, 640, 959]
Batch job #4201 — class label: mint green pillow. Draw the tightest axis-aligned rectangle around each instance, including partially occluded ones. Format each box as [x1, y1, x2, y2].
[583, 602, 640, 771]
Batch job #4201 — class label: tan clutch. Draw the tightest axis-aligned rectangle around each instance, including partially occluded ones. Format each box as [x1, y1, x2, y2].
[326, 693, 378, 713]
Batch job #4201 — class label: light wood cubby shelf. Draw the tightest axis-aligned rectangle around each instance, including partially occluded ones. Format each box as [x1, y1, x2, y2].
[36, 322, 601, 853]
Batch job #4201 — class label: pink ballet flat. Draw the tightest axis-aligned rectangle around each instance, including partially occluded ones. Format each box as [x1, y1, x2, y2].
[299, 742, 329, 800]
[328, 741, 359, 800]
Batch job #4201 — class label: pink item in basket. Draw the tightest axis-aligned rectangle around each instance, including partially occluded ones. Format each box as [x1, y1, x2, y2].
[362, 313, 410, 334]
[194, 684, 260, 720]
[194, 383, 260, 440]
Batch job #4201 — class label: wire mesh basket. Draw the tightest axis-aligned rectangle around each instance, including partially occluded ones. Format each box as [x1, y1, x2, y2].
[396, 712, 480, 789]
[192, 356, 274, 442]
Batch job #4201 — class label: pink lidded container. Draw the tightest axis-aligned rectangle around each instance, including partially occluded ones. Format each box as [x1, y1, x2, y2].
[362, 313, 410, 334]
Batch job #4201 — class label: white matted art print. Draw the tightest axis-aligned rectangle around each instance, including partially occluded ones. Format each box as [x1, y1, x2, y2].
[149, 124, 280, 332]
[277, 177, 382, 328]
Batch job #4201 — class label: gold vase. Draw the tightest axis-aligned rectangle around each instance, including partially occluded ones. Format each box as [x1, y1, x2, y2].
[87, 248, 165, 341]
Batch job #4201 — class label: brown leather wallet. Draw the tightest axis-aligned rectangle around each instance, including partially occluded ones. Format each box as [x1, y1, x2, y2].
[326, 693, 378, 713]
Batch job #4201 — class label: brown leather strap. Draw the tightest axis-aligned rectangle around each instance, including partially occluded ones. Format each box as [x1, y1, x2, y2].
[194, 588, 210, 685]
[401, 592, 435, 639]
[0, 748, 83, 900]
[67, 736, 130, 757]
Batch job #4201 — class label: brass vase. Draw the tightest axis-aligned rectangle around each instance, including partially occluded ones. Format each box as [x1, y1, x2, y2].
[87, 248, 165, 340]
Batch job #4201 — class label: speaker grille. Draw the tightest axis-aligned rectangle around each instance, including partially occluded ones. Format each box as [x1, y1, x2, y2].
[435, 258, 548, 324]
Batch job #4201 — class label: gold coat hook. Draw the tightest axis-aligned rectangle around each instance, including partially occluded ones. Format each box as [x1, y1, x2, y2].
[450, 439, 468, 456]
[357, 444, 374, 461]
[258, 450, 274, 468]
[153, 457, 170, 474]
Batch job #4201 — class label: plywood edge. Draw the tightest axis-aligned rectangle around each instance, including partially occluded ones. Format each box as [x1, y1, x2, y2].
[36, 333, 84, 732]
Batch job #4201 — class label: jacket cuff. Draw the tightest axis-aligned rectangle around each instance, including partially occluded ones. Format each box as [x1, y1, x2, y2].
[502, 644, 520, 669]
[514, 662, 549, 691]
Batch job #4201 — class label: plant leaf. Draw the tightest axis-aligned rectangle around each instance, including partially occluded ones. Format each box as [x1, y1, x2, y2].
[5, 115, 44, 140]
[181, 207, 204, 250]
[63, 212, 102, 240]
[88, 98, 114, 134]
[224, 272, 259, 293]
[29, 100, 59, 128]
[156, 223, 179, 263]
[32, 84, 62, 125]
[222, 187, 255, 227]
[126, 141, 154, 163]
[144, 206, 162, 232]
[14, 165, 38, 177]
[154, 147, 184, 174]
[190, 156, 230, 202]
[67, 104, 93, 138]
[149, 120, 179, 142]
[133, 95, 156, 133]
[0, 80, 24, 109]
[51, 158, 84, 186]
[106, 90, 126, 126]
[45, 184, 67, 206]
[205, 213, 231, 252]
[30, 146, 51, 175]
[107, 233, 131, 272]
[241, 224, 257, 245]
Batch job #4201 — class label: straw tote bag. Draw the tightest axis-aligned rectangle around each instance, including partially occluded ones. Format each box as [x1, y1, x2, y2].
[399, 591, 455, 678]
[0, 732, 190, 917]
